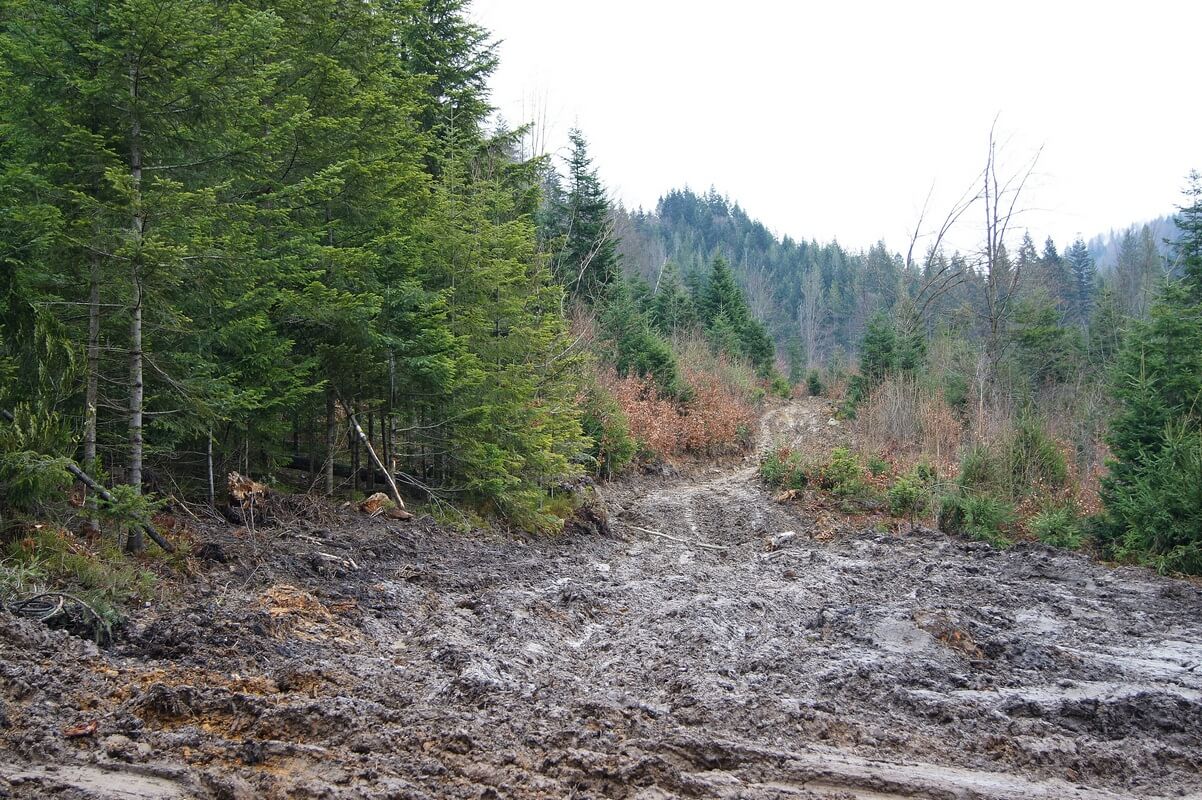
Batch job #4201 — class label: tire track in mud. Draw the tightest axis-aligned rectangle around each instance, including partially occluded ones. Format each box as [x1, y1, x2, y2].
[3, 398, 1202, 799]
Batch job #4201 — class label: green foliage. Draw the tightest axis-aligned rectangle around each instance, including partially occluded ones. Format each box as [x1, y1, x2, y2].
[548, 129, 620, 302]
[958, 419, 1066, 498]
[859, 312, 897, 385]
[0, 0, 593, 531]
[806, 369, 824, 397]
[813, 448, 868, 499]
[867, 455, 890, 477]
[600, 281, 688, 400]
[1106, 423, 1202, 574]
[580, 380, 636, 478]
[1030, 505, 1083, 550]
[697, 256, 775, 372]
[1010, 293, 1084, 385]
[888, 471, 932, 522]
[942, 372, 969, 409]
[769, 372, 792, 399]
[786, 339, 806, 385]
[0, 405, 74, 519]
[1101, 207, 1202, 568]
[938, 490, 1015, 547]
[759, 447, 808, 491]
[3, 527, 159, 638]
[1007, 417, 1069, 493]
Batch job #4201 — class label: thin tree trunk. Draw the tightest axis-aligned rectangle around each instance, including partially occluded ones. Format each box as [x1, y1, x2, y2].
[206, 428, 215, 508]
[367, 412, 375, 492]
[339, 396, 405, 510]
[325, 389, 336, 496]
[126, 59, 145, 553]
[127, 279, 144, 553]
[387, 353, 396, 473]
[83, 253, 101, 534]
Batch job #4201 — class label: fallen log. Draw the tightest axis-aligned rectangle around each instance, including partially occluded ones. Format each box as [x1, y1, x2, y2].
[65, 463, 174, 553]
[1, 408, 173, 552]
[337, 393, 405, 510]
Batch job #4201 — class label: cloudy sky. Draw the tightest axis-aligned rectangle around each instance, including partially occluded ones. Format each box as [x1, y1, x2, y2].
[472, 0, 1200, 253]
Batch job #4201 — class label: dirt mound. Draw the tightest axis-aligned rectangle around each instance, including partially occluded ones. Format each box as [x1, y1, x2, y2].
[3, 398, 1202, 798]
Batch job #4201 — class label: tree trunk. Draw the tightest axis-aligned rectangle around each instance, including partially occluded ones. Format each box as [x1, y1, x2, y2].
[126, 59, 145, 554]
[83, 253, 101, 534]
[324, 389, 335, 496]
[127, 279, 144, 553]
[367, 412, 376, 492]
[206, 428, 215, 508]
[387, 352, 396, 473]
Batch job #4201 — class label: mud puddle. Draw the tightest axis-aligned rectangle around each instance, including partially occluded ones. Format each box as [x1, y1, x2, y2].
[3, 398, 1202, 798]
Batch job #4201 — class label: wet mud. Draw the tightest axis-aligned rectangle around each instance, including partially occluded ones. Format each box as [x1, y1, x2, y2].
[3, 399, 1201, 798]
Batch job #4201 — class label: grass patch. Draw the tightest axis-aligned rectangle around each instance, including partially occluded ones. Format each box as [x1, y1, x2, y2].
[1, 526, 162, 639]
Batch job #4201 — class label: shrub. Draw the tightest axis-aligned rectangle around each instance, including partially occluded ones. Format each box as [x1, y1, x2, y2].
[888, 472, 931, 523]
[852, 376, 961, 469]
[938, 490, 1015, 547]
[806, 369, 824, 397]
[867, 454, 890, 477]
[580, 380, 636, 478]
[1007, 417, 1068, 494]
[1029, 505, 1083, 549]
[759, 446, 808, 490]
[813, 448, 867, 499]
[769, 372, 792, 399]
[958, 444, 1005, 493]
[943, 372, 969, 409]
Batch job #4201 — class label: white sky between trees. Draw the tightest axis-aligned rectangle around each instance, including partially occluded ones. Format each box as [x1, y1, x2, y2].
[473, 0, 1202, 255]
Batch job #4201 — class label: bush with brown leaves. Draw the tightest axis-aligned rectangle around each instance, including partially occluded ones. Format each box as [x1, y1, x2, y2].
[602, 366, 757, 459]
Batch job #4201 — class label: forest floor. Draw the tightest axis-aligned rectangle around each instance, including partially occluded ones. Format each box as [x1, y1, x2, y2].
[3, 397, 1202, 799]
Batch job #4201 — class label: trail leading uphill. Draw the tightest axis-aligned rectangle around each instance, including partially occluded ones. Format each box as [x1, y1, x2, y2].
[3, 398, 1202, 798]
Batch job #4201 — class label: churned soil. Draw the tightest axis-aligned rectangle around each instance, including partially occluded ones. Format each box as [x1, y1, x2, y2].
[3, 399, 1202, 799]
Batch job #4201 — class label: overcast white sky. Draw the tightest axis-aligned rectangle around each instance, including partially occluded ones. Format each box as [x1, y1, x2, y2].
[472, 0, 1200, 253]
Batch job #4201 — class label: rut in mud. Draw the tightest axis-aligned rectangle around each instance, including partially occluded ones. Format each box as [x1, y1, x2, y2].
[3, 398, 1202, 799]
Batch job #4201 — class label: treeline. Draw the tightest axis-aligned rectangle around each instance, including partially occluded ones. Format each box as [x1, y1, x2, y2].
[614, 187, 1178, 372]
[534, 132, 779, 472]
[0, 0, 592, 535]
[837, 172, 1202, 574]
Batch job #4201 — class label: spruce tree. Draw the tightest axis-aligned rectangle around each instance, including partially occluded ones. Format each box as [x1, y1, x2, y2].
[554, 129, 619, 302]
[1101, 173, 1202, 572]
[1065, 238, 1097, 325]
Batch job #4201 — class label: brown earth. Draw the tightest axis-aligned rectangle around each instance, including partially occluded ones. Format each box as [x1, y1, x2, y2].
[3, 398, 1202, 799]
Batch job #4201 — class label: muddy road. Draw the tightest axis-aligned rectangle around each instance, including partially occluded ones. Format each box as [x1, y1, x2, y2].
[3, 398, 1202, 799]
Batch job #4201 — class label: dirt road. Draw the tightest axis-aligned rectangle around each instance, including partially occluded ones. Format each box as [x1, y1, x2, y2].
[3, 398, 1202, 798]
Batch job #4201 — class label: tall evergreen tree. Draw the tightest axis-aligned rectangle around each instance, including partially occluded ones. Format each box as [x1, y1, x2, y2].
[1065, 237, 1097, 325]
[1101, 173, 1202, 572]
[552, 129, 619, 302]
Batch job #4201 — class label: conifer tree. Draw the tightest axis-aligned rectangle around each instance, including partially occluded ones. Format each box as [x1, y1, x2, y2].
[1101, 173, 1202, 572]
[553, 129, 619, 302]
[1065, 238, 1097, 325]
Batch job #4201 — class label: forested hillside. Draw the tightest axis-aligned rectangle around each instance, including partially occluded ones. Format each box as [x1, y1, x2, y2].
[614, 187, 1182, 369]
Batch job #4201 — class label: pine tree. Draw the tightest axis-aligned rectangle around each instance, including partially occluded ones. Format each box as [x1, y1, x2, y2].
[554, 129, 619, 302]
[858, 312, 897, 385]
[649, 262, 698, 338]
[1064, 238, 1097, 326]
[1101, 173, 1202, 572]
[1172, 170, 1202, 298]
